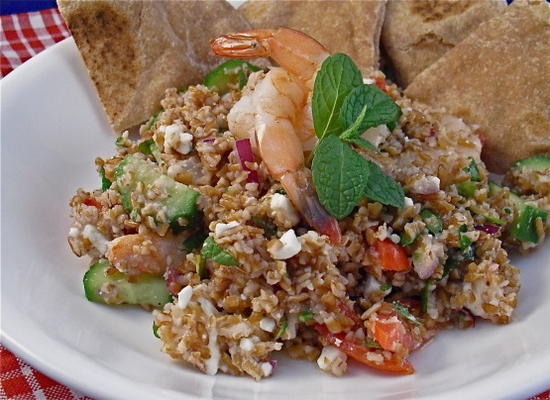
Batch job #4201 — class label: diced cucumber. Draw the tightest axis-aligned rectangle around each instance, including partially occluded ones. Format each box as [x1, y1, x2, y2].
[456, 181, 477, 198]
[511, 205, 548, 243]
[488, 181, 547, 243]
[203, 60, 261, 95]
[513, 154, 550, 171]
[83, 259, 172, 307]
[115, 155, 199, 225]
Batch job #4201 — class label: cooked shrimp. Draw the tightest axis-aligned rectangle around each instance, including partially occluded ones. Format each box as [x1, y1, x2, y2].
[106, 232, 186, 275]
[211, 28, 341, 243]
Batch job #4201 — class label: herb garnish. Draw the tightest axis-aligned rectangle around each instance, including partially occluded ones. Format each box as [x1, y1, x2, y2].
[312, 54, 362, 140]
[340, 83, 401, 132]
[312, 135, 369, 219]
[298, 311, 314, 322]
[392, 301, 422, 326]
[310, 53, 405, 219]
[99, 166, 111, 191]
[200, 237, 238, 266]
[275, 320, 288, 339]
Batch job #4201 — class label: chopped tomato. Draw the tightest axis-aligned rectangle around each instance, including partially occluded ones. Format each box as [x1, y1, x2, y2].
[83, 198, 101, 208]
[373, 313, 414, 354]
[315, 324, 414, 375]
[374, 76, 387, 92]
[374, 239, 410, 271]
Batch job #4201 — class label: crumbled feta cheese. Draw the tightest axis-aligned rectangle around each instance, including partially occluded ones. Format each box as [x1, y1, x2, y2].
[205, 326, 220, 375]
[317, 346, 347, 376]
[68, 227, 79, 238]
[410, 175, 440, 194]
[361, 124, 391, 147]
[215, 221, 240, 236]
[404, 197, 414, 208]
[82, 224, 108, 255]
[259, 318, 276, 332]
[260, 362, 273, 377]
[268, 229, 302, 260]
[177, 286, 193, 309]
[239, 338, 254, 352]
[164, 124, 194, 155]
[363, 77, 375, 84]
[270, 193, 300, 227]
[390, 234, 401, 244]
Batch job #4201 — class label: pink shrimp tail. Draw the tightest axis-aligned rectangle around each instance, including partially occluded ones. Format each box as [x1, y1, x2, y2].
[280, 171, 342, 244]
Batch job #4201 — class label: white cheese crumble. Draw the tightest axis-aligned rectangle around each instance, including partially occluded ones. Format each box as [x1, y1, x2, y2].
[215, 221, 240, 236]
[164, 124, 193, 155]
[404, 196, 414, 208]
[177, 286, 193, 309]
[361, 124, 391, 147]
[270, 193, 300, 227]
[239, 337, 254, 352]
[268, 229, 302, 260]
[411, 176, 440, 194]
[205, 326, 220, 375]
[363, 77, 375, 84]
[390, 233, 401, 244]
[82, 224, 108, 255]
[260, 362, 273, 377]
[317, 346, 347, 376]
[68, 227, 80, 238]
[259, 318, 276, 332]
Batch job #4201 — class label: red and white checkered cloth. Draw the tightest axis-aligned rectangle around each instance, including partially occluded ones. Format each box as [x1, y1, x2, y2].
[0, 7, 70, 77]
[0, 345, 91, 400]
[0, 6, 549, 400]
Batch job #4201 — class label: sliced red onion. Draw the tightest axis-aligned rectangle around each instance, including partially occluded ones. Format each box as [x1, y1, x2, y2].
[235, 138, 259, 184]
[269, 360, 277, 369]
[202, 138, 215, 143]
[475, 224, 500, 235]
[454, 308, 476, 329]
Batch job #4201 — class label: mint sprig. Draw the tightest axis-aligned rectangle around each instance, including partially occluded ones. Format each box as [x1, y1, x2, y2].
[312, 54, 362, 139]
[310, 53, 405, 220]
[312, 135, 369, 219]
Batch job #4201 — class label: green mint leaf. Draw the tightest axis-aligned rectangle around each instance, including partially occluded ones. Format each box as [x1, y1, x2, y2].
[201, 237, 238, 266]
[363, 161, 404, 208]
[340, 84, 401, 132]
[312, 54, 362, 139]
[298, 311, 314, 322]
[312, 135, 369, 219]
[392, 301, 422, 326]
[99, 167, 112, 191]
[275, 320, 288, 339]
[339, 105, 381, 153]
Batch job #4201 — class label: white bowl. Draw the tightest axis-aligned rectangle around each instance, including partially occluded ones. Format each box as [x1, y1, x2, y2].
[1, 36, 549, 400]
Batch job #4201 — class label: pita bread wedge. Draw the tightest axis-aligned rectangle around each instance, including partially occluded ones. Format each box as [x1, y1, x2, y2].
[240, 0, 386, 74]
[57, 0, 251, 133]
[382, 0, 505, 87]
[405, 0, 550, 174]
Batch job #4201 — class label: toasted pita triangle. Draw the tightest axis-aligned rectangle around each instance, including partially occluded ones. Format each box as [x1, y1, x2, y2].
[382, 0, 504, 87]
[58, 0, 251, 132]
[239, 0, 386, 74]
[405, 0, 550, 173]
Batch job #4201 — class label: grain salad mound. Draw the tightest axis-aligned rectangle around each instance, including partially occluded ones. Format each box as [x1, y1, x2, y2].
[68, 31, 549, 380]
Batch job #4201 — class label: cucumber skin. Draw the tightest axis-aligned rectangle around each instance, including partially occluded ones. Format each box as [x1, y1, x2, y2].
[115, 155, 199, 224]
[83, 259, 172, 308]
[513, 155, 550, 171]
[203, 60, 261, 95]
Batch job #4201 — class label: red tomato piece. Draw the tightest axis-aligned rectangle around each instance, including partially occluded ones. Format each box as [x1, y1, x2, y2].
[315, 324, 414, 375]
[374, 239, 410, 271]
